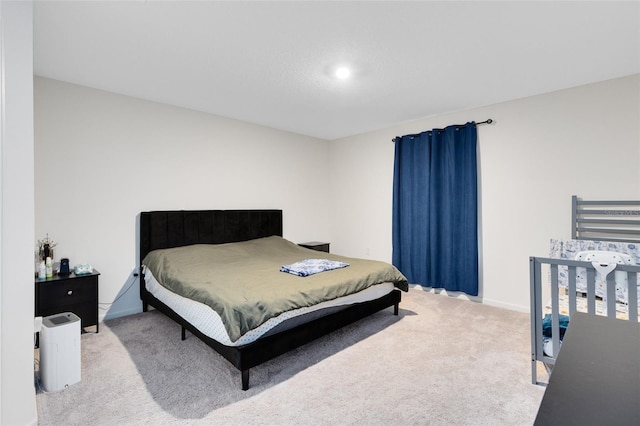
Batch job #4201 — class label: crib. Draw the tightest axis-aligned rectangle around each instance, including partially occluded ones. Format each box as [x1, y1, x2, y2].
[530, 196, 640, 385]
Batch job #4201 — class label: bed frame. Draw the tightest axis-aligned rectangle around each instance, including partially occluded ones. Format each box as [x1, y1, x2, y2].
[530, 196, 640, 385]
[139, 209, 402, 390]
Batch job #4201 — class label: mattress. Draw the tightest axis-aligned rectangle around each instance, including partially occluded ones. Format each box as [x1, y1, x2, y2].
[144, 267, 395, 347]
[142, 236, 408, 342]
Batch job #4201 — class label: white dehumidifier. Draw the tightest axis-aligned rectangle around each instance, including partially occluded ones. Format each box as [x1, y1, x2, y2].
[40, 312, 81, 392]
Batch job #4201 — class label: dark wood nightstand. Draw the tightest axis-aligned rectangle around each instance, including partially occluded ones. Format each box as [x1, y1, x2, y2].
[299, 241, 330, 253]
[35, 270, 100, 332]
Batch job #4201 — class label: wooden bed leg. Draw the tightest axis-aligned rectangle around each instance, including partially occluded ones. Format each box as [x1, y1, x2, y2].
[394, 303, 399, 316]
[142, 301, 148, 312]
[181, 327, 186, 341]
[241, 369, 250, 391]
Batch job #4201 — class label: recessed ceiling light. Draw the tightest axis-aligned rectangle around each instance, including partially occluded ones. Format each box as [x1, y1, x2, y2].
[335, 67, 351, 79]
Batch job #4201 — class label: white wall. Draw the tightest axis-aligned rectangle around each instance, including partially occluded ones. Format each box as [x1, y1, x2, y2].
[0, 1, 37, 425]
[35, 74, 640, 318]
[34, 77, 331, 320]
[329, 74, 640, 312]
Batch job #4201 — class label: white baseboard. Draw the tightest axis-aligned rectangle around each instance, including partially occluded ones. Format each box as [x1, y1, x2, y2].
[410, 284, 529, 313]
[481, 298, 529, 313]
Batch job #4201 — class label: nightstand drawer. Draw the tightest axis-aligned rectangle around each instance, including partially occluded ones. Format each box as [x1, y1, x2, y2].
[37, 277, 96, 305]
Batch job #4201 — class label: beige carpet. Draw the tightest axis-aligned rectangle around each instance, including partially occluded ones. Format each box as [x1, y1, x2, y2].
[36, 287, 545, 425]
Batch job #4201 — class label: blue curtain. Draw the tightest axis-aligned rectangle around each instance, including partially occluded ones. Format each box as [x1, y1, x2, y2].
[392, 122, 478, 296]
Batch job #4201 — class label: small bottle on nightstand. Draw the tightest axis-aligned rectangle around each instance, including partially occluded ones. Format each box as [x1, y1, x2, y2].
[38, 261, 46, 280]
[45, 257, 53, 279]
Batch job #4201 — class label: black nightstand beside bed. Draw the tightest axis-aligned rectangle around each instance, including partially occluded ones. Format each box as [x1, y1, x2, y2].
[35, 270, 100, 333]
[298, 241, 330, 253]
[534, 312, 640, 425]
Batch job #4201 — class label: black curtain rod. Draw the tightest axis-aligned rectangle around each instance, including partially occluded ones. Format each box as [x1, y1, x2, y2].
[392, 119, 493, 142]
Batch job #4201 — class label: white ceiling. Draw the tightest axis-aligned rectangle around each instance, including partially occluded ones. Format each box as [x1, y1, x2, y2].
[34, 1, 640, 140]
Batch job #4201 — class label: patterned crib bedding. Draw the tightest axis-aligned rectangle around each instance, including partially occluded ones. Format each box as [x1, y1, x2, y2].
[550, 239, 640, 306]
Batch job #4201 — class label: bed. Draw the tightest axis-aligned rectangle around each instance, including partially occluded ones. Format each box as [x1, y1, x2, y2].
[530, 196, 640, 385]
[138, 209, 408, 390]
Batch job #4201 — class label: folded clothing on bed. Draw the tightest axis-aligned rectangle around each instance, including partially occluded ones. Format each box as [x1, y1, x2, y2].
[280, 259, 349, 277]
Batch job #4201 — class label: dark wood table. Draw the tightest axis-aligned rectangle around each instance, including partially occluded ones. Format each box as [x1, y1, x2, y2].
[534, 312, 640, 425]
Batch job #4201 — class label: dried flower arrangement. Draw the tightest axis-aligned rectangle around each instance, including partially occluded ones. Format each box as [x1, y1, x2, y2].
[37, 234, 57, 261]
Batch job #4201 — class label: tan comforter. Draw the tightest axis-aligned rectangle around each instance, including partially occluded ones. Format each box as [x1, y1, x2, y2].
[143, 236, 408, 342]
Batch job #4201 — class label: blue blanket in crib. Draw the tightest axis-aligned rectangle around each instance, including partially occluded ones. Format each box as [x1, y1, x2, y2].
[280, 258, 350, 277]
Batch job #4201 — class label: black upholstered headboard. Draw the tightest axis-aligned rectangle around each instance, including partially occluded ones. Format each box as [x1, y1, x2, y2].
[139, 209, 283, 265]
[138, 209, 282, 311]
